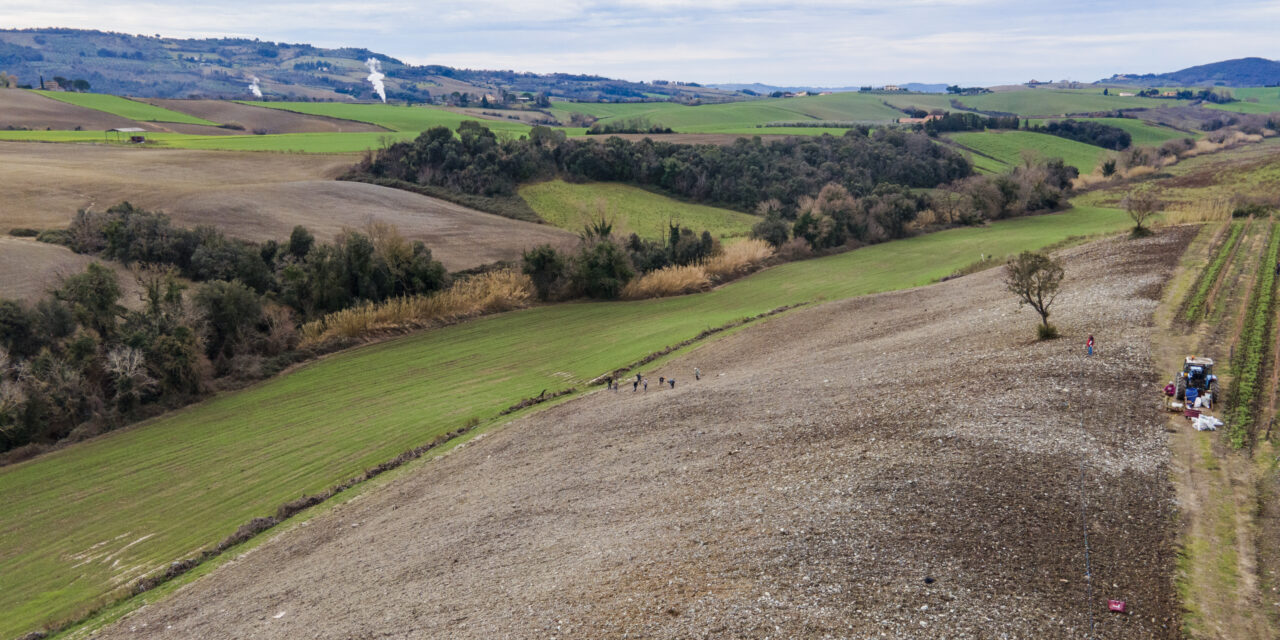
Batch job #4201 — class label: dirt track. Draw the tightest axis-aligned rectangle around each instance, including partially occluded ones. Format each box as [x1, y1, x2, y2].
[95, 229, 1191, 639]
[0, 142, 575, 270]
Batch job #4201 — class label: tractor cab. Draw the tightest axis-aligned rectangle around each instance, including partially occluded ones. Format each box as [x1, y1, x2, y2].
[1177, 356, 1219, 401]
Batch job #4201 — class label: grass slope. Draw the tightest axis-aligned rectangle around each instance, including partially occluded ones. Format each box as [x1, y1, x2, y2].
[1205, 87, 1280, 115]
[0, 204, 1133, 637]
[1029, 117, 1198, 147]
[948, 130, 1108, 173]
[552, 93, 906, 133]
[957, 89, 1170, 116]
[242, 102, 532, 136]
[519, 181, 758, 240]
[30, 91, 218, 125]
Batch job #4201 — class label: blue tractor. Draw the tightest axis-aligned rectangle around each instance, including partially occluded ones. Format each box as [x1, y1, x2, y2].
[1177, 356, 1219, 402]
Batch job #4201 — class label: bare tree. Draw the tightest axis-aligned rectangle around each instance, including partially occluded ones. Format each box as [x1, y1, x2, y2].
[1005, 251, 1065, 338]
[1122, 186, 1162, 235]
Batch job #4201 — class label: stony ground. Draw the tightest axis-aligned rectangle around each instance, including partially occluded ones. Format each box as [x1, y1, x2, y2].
[94, 228, 1193, 639]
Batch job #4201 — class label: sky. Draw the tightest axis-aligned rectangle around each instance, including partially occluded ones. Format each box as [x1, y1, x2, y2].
[2, 0, 1278, 86]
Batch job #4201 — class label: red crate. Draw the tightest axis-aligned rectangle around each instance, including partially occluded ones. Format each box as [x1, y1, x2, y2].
[1108, 600, 1127, 613]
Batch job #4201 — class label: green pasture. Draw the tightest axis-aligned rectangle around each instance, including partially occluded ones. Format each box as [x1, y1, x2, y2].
[956, 89, 1170, 116]
[0, 202, 1134, 638]
[1206, 87, 1280, 114]
[551, 93, 905, 133]
[242, 101, 533, 136]
[30, 90, 219, 126]
[519, 180, 758, 240]
[948, 130, 1108, 173]
[1027, 117, 1198, 147]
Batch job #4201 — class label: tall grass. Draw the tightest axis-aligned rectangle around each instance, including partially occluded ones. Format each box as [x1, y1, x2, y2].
[299, 270, 534, 347]
[621, 265, 711, 300]
[622, 239, 775, 300]
[703, 238, 774, 279]
[1164, 198, 1235, 225]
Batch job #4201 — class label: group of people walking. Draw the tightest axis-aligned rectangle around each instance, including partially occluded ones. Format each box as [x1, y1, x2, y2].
[604, 367, 701, 393]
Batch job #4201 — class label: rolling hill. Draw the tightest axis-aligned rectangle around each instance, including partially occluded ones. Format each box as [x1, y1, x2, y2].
[0, 28, 746, 103]
[1103, 57, 1280, 88]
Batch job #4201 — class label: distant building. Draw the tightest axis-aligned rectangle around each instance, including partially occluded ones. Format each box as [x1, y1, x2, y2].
[1162, 91, 1178, 97]
[1118, 92, 1135, 97]
[1026, 79, 1045, 87]
[41, 79, 61, 91]
[819, 91, 833, 96]
[883, 84, 901, 92]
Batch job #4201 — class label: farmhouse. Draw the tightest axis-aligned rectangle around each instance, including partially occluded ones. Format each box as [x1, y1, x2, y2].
[883, 84, 901, 91]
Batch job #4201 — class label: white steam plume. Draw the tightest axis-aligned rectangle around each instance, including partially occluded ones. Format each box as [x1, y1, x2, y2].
[365, 58, 386, 103]
[248, 76, 262, 99]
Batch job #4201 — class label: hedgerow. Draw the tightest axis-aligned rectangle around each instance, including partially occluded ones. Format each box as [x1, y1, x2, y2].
[1225, 220, 1280, 448]
[1183, 221, 1244, 322]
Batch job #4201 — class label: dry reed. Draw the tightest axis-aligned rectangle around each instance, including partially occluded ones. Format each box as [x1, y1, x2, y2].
[703, 238, 774, 279]
[1162, 198, 1234, 225]
[621, 264, 711, 300]
[299, 270, 533, 347]
[621, 239, 775, 300]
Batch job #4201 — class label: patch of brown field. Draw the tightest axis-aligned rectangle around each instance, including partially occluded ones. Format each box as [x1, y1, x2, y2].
[140, 99, 388, 134]
[0, 237, 144, 307]
[0, 142, 575, 271]
[92, 230, 1191, 639]
[0, 89, 144, 130]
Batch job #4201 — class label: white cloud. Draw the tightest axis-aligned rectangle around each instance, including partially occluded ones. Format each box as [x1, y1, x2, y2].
[1, 0, 1277, 85]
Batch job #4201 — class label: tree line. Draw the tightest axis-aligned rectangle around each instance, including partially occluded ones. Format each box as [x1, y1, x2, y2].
[346, 122, 973, 216]
[0, 204, 454, 457]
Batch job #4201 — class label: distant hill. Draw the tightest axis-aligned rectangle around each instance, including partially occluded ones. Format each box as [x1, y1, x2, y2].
[708, 82, 947, 94]
[1103, 57, 1280, 87]
[0, 28, 746, 103]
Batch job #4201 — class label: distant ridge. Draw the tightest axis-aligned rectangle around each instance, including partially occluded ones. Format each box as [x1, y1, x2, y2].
[708, 82, 948, 94]
[1102, 57, 1280, 87]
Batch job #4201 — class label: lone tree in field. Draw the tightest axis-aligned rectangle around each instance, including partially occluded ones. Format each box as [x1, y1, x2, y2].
[1122, 185, 1161, 236]
[1005, 251, 1065, 339]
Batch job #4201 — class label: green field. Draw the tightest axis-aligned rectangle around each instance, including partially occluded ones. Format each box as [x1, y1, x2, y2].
[551, 92, 906, 133]
[956, 89, 1170, 116]
[0, 202, 1134, 638]
[1205, 87, 1280, 115]
[1027, 117, 1198, 147]
[0, 129, 421, 153]
[31, 90, 219, 125]
[519, 180, 758, 240]
[243, 101, 533, 136]
[948, 130, 1108, 173]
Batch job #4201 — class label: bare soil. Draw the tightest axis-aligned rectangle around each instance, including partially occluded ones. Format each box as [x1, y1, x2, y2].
[0, 237, 143, 306]
[140, 100, 388, 134]
[0, 142, 575, 271]
[94, 229, 1191, 639]
[0, 89, 142, 130]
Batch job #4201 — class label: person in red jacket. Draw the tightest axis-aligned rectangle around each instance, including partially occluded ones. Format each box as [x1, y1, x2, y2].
[1164, 381, 1176, 397]
[1086, 335, 1094, 356]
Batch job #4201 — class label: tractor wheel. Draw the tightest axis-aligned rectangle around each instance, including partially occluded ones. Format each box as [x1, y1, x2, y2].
[1209, 380, 1220, 400]
[1176, 379, 1187, 401]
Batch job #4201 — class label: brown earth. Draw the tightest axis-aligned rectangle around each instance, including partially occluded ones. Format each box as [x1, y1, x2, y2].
[0, 237, 144, 306]
[0, 89, 144, 131]
[95, 229, 1191, 639]
[0, 142, 575, 271]
[140, 99, 388, 134]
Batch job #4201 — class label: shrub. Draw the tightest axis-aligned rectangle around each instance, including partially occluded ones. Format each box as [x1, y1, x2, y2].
[572, 240, 634, 300]
[7, 228, 38, 237]
[1037, 323, 1060, 340]
[521, 244, 567, 301]
[299, 270, 533, 346]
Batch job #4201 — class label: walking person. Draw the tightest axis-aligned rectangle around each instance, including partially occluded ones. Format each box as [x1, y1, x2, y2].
[633, 379, 639, 392]
[643, 378, 648, 392]
[694, 367, 701, 381]
[659, 376, 665, 386]
[669, 378, 676, 389]
[1086, 335, 1094, 357]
